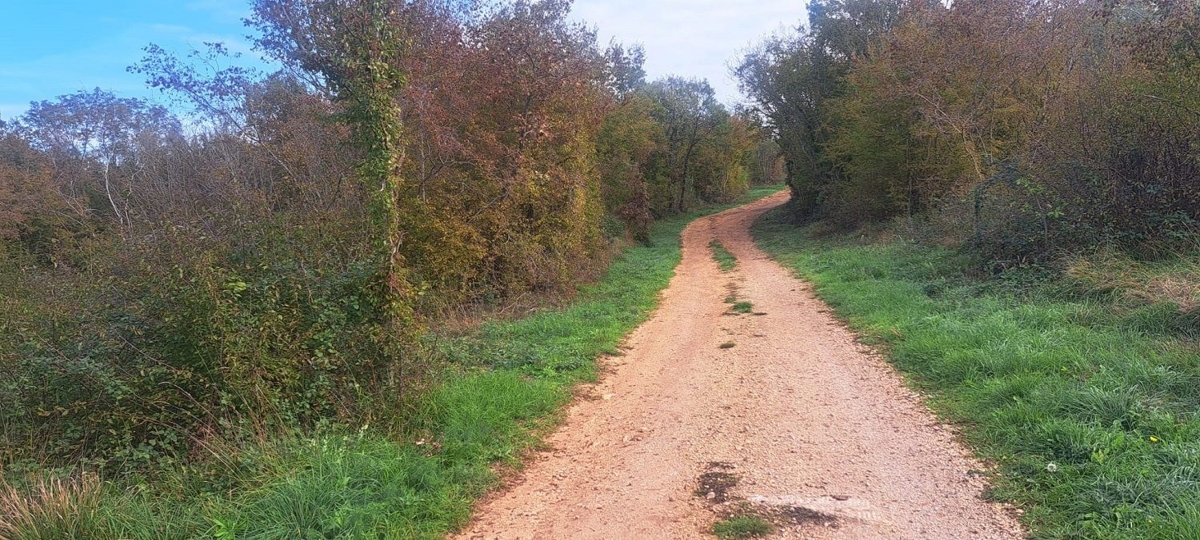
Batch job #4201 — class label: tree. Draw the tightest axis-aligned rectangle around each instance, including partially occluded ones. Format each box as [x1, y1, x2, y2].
[129, 42, 262, 131]
[250, 0, 416, 328]
[597, 92, 662, 242]
[742, 0, 1200, 258]
[735, 0, 901, 221]
[735, 30, 835, 219]
[0, 122, 80, 264]
[642, 77, 723, 214]
[602, 42, 647, 99]
[21, 89, 182, 231]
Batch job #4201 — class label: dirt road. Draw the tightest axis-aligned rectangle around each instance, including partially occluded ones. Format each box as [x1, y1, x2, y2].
[453, 191, 1025, 539]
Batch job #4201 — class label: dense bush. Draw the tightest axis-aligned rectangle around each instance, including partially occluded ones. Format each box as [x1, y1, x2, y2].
[0, 209, 415, 473]
[738, 0, 1200, 261]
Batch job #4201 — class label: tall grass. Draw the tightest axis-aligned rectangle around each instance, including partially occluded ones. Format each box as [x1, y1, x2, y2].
[752, 208, 1200, 539]
[0, 473, 103, 540]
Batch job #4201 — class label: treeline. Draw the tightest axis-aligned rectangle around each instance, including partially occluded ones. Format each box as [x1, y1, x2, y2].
[0, 0, 774, 475]
[738, 0, 1200, 264]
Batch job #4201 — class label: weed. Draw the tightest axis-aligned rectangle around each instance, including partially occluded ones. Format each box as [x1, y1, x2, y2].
[1066, 249, 1200, 313]
[0, 473, 198, 540]
[722, 293, 753, 314]
[710, 240, 738, 272]
[712, 515, 772, 538]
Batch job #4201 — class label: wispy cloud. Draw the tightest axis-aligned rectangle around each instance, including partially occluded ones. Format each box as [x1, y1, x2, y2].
[572, 0, 807, 104]
[0, 15, 266, 118]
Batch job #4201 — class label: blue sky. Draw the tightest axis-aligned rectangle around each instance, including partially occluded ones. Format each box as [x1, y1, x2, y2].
[1, 0, 258, 120]
[0, 1, 807, 121]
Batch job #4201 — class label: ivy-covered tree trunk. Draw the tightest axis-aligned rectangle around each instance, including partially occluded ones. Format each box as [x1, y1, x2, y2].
[250, 0, 417, 403]
[252, 0, 413, 317]
[341, 13, 415, 334]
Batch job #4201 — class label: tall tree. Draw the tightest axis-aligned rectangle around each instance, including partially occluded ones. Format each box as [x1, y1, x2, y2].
[642, 77, 722, 214]
[249, 0, 416, 328]
[735, 0, 901, 221]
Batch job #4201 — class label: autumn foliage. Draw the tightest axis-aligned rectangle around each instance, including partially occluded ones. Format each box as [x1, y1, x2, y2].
[739, 0, 1200, 263]
[0, 0, 762, 474]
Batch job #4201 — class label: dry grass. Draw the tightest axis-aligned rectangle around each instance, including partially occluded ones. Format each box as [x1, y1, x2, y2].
[1066, 250, 1200, 312]
[0, 473, 103, 539]
[890, 199, 975, 248]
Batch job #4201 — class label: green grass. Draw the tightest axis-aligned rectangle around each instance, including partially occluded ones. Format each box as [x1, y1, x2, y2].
[710, 239, 737, 272]
[723, 293, 753, 314]
[221, 437, 467, 539]
[752, 208, 1200, 539]
[0, 184, 787, 539]
[712, 515, 772, 538]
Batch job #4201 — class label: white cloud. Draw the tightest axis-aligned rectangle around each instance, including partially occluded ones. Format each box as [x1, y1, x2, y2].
[571, 0, 807, 105]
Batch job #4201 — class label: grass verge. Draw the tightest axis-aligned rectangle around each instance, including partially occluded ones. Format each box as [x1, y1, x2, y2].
[0, 185, 786, 539]
[752, 208, 1200, 539]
